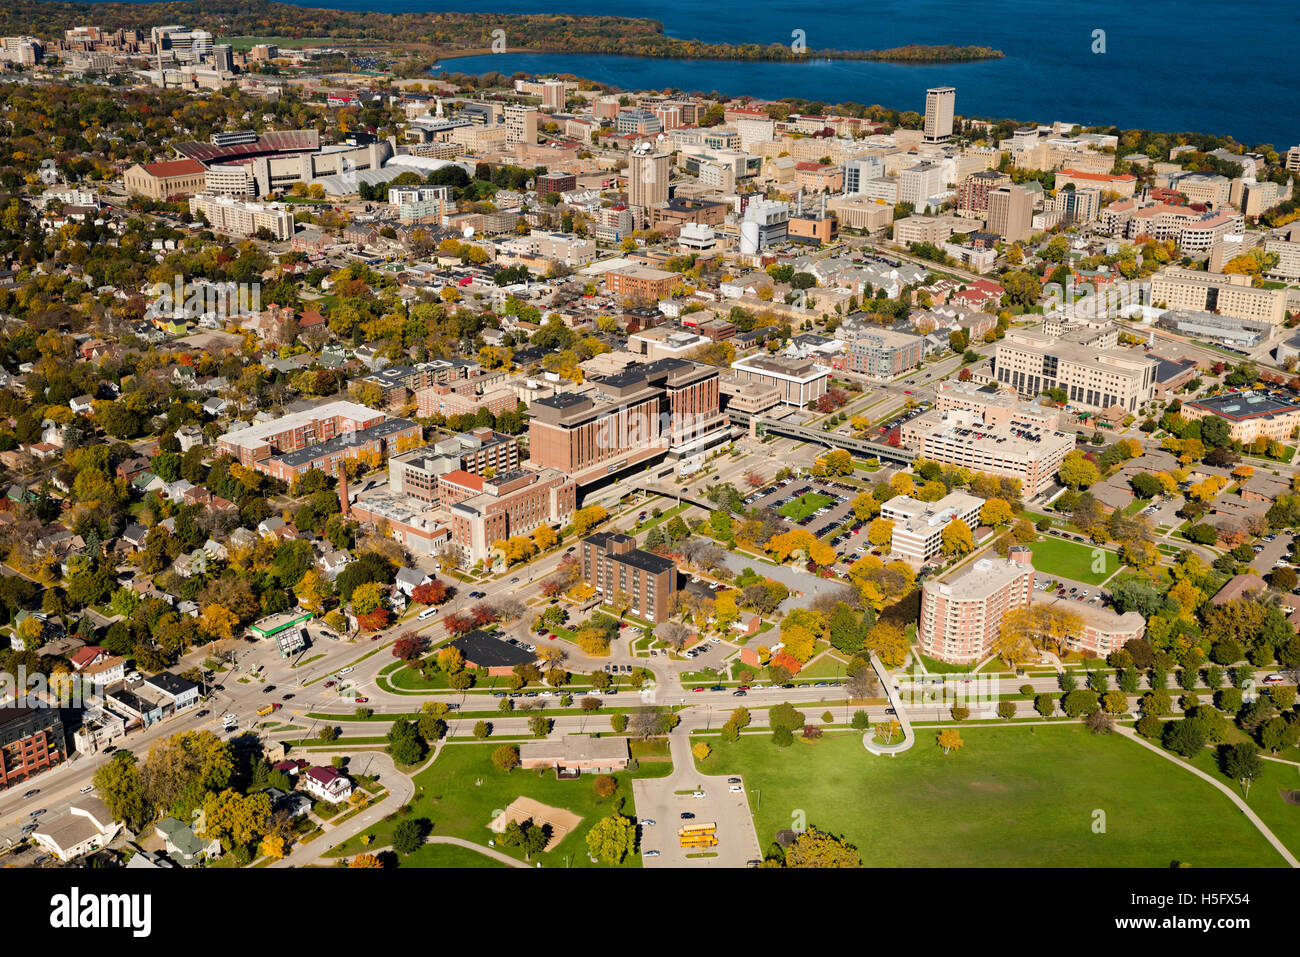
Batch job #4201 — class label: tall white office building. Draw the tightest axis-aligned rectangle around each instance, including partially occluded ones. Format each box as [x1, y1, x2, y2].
[924, 86, 956, 144]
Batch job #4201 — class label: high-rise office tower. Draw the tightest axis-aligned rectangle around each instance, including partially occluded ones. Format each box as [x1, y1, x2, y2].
[924, 86, 956, 143]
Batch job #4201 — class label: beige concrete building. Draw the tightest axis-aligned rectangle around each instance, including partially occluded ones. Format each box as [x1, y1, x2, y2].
[1149, 267, 1288, 325]
[987, 185, 1034, 242]
[1180, 393, 1300, 444]
[629, 150, 671, 212]
[880, 491, 983, 563]
[992, 329, 1157, 413]
[729, 354, 829, 407]
[189, 194, 295, 239]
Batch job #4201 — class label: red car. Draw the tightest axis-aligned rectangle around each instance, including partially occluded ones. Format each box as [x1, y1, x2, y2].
[324, 680, 336, 688]
[354, 696, 369, 704]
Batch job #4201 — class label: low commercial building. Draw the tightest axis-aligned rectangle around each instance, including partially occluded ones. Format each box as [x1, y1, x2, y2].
[449, 629, 536, 676]
[520, 734, 629, 772]
[880, 491, 983, 563]
[580, 531, 678, 623]
[918, 547, 1035, 664]
[31, 799, 122, 862]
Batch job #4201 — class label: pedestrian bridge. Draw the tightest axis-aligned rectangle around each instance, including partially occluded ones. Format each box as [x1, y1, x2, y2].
[729, 411, 916, 467]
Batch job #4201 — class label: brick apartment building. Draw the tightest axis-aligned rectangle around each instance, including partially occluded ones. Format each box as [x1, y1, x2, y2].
[0, 706, 67, 791]
[604, 265, 677, 302]
[580, 532, 678, 622]
[918, 546, 1034, 664]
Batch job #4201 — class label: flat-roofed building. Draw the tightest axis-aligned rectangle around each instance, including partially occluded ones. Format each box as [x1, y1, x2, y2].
[729, 354, 829, 408]
[605, 264, 676, 303]
[902, 407, 1075, 498]
[447, 467, 576, 565]
[388, 428, 520, 503]
[992, 329, 1157, 413]
[0, 706, 67, 792]
[189, 193, 295, 239]
[880, 491, 983, 563]
[580, 531, 678, 622]
[528, 358, 724, 484]
[1036, 594, 1145, 657]
[846, 329, 924, 378]
[918, 547, 1034, 663]
[1181, 392, 1300, 444]
[1149, 266, 1288, 325]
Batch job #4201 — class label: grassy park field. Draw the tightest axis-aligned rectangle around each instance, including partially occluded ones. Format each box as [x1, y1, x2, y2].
[325, 742, 668, 868]
[1029, 535, 1119, 586]
[695, 725, 1287, 867]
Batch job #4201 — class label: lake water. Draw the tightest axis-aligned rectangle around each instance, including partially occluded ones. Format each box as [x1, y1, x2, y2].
[278, 0, 1293, 145]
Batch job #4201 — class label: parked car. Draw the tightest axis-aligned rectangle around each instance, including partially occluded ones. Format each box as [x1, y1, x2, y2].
[643, 849, 660, 858]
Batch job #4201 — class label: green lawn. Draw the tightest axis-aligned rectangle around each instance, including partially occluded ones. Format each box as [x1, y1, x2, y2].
[695, 725, 1286, 867]
[326, 742, 669, 867]
[1030, 536, 1119, 585]
[397, 843, 510, 868]
[778, 492, 835, 522]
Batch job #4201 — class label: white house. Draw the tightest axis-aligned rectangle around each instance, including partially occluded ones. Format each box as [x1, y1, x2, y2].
[301, 766, 354, 804]
[32, 799, 123, 862]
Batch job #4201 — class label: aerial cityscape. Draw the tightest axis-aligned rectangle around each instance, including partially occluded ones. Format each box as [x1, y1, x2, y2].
[0, 0, 1298, 904]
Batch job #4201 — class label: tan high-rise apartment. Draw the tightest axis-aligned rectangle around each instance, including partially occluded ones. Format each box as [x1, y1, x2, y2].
[924, 86, 956, 143]
[628, 150, 670, 212]
[987, 185, 1034, 242]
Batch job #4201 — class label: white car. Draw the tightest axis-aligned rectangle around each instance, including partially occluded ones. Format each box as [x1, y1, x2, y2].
[728, 784, 744, 793]
[337, 667, 354, 676]
[80, 785, 95, 794]
[643, 849, 660, 858]
[691, 790, 706, 798]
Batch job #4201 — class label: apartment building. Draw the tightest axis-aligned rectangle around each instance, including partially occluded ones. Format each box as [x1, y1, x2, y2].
[956, 170, 1011, 217]
[987, 185, 1034, 242]
[923, 86, 956, 144]
[628, 149, 671, 212]
[124, 158, 207, 200]
[189, 194, 295, 240]
[846, 329, 924, 378]
[902, 407, 1075, 497]
[894, 215, 976, 246]
[605, 264, 677, 303]
[528, 358, 724, 484]
[1180, 392, 1300, 444]
[729, 354, 829, 407]
[447, 467, 576, 564]
[1149, 267, 1288, 325]
[0, 706, 67, 792]
[880, 491, 983, 563]
[992, 329, 1157, 413]
[1050, 186, 1101, 225]
[580, 532, 678, 623]
[390, 185, 453, 225]
[918, 547, 1034, 664]
[1037, 595, 1145, 657]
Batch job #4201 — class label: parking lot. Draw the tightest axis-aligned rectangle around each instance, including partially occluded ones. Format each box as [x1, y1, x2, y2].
[633, 765, 761, 868]
[746, 478, 870, 559]
[1250, 532, 1296, 578]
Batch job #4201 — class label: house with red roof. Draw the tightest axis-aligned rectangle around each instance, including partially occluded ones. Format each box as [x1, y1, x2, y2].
[301, 766, 353, 804]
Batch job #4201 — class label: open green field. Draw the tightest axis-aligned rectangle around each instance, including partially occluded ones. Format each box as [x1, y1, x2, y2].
[695, 725, 1287, 866]
[397, 842, 509, 868]
[1029, 536, 1119, 585]
[326, 742, 669, 867]
[778, 492, 835, 522]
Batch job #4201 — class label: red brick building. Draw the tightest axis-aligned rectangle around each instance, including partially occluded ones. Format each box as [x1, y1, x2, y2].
[0, 706, 67, 792]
